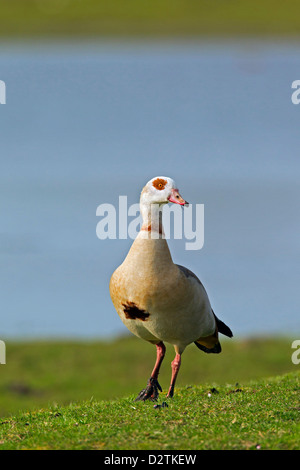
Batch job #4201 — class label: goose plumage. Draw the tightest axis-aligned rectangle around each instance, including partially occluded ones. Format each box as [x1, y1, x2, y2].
[109, 176, 232, 400]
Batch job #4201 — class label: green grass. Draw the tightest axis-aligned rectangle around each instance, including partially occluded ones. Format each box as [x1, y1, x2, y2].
[1, 0, 300, 38]
[0, 336, 298, 418]
[0, 372, 298, 450]
[0, 337, 299, 449]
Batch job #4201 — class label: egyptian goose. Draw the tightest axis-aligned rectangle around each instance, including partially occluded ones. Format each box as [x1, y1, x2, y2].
[109, 176, 232, 401]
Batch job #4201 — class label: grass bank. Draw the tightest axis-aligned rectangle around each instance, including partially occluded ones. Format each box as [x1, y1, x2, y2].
[0, 336, 297, 417]
[0, 372, 298, 450]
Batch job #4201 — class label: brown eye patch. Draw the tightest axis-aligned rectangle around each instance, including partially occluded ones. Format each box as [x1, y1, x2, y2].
[152, 178, 167, 190]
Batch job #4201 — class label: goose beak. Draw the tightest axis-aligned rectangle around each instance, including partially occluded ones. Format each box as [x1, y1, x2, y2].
[168, 189, 189, 206]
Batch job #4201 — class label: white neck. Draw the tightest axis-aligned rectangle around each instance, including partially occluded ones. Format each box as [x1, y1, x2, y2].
[140, 200, 166, 238]
[123, 197, 173, 273]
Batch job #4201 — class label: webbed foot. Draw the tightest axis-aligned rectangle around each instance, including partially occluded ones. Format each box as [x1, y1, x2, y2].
[135, 377, 162, 402]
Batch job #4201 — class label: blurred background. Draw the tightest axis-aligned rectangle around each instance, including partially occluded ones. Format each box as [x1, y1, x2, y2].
[0, 0, 299, 415]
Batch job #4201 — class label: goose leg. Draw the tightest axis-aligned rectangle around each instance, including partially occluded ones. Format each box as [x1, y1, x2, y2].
[135, 341, 166, 401]
[166, 353, 181, 398]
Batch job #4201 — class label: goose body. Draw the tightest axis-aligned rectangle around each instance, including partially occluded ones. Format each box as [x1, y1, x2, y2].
[109, 176, 232, 400]
[110, 235, 215, 350]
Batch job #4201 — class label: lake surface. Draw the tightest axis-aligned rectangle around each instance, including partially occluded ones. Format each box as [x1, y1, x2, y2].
[0, 39, 299, 339]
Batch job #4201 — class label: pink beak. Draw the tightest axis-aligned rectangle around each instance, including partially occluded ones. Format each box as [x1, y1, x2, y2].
[168, 188, 189, 206]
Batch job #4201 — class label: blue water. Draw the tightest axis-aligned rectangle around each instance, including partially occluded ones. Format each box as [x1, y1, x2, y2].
[0, 40, 299, 339]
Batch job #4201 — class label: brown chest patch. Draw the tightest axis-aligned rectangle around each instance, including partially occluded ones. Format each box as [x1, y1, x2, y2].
[122, 301, 150, 321]
[152, 178, 167, 191]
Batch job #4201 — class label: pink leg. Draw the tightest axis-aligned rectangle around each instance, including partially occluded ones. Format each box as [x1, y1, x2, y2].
[151, 342, 166, 380]
[167, 353, 181, 398]
[135, 341, 166, 401]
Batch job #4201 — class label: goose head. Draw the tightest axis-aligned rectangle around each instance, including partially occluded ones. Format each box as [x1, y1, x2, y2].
[139, 177, 188, 234]
[140, 176, 189, 208]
